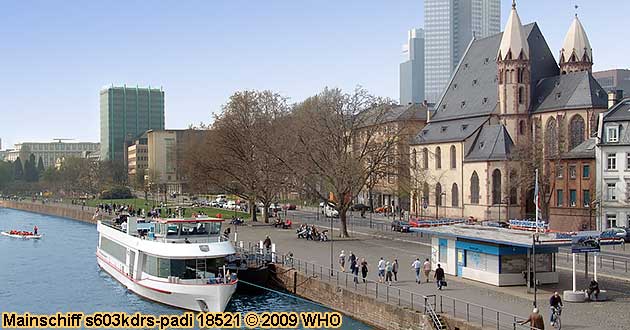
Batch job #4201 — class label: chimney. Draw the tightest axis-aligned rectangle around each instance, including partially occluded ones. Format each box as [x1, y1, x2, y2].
[608, 90, 623, 108]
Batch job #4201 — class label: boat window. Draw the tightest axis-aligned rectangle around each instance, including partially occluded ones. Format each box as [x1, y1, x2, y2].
[143, 256, 227, 280]
[100, 237, 127, 262]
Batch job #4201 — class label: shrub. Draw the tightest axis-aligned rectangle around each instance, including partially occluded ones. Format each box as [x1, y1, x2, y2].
[100, 186, 133, 199]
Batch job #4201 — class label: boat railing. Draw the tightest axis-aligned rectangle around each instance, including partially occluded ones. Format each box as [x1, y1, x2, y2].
[100, 220, 230, 244]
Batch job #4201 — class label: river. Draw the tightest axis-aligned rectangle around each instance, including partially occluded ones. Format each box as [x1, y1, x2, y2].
[0, 207, 372, 329]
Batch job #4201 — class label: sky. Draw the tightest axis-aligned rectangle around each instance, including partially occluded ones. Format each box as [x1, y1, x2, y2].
[1, 0, 628, 149]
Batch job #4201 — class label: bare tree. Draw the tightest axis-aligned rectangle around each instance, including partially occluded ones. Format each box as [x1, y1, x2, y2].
[279, 87, 403, 237]
[182, 90, 291, 222]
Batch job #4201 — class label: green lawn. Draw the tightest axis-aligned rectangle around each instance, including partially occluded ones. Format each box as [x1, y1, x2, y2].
[81, 198, 251, 219]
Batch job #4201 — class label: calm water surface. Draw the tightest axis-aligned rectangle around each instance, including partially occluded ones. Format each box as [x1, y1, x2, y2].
[0, 207, 372, 329]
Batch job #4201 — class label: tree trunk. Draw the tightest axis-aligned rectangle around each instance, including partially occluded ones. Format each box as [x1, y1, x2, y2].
[339, 209, 350, 237]
[263, 202, 270, 223]
[249, 199, 257, 222]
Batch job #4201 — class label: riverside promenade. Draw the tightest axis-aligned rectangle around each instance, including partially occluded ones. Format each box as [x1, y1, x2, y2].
[234, 217, 630, 330]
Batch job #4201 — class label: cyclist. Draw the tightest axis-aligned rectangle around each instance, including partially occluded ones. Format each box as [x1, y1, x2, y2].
[549, 291, 563, 327]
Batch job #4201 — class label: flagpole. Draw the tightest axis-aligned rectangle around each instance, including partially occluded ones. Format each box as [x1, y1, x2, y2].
[535, 168, 539, 234]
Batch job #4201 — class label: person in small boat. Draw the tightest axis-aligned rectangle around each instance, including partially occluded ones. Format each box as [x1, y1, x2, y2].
[33, 225, 38, 235]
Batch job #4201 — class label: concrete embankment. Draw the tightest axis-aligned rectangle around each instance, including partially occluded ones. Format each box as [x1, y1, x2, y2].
[0, 200, 99, 224]
[270, 264, 480, 330]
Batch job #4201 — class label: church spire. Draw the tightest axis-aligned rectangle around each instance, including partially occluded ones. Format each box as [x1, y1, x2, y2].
[559, 14, 593, 73]
[497, 1, 529, 61]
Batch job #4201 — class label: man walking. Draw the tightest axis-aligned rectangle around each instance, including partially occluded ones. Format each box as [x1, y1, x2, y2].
[392, 259, 399, 282]
[360, 258, 368, 283]
[423, 258, 431, 283]
[434, 264, 445, 290]
[411, 258, 421, 283]
[377, 257, 386, 283]
[339, 250, 346, 272]
[519, 308, 545, 330]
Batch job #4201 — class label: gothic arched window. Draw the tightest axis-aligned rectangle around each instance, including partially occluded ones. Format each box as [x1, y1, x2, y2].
[518, 86, 525, 104]
[545, 117, 558, 158]
[519, 120, 526, 135]
[435, 182, 442, 206]
[509, 171, 518, 205]
[569, 115, 585, 150]
[423, 182, 430, 205]
[452, 183, 459, 207]
[450, 145, 457, 169]
[492, 169, 502, 205]
[412, 149, 417, 169]
[435, 147, 442, 169]
[422, 148, 428, 169]
[470, 172, 480, 204]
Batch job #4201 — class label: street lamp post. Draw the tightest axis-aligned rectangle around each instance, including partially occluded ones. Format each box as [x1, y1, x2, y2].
[330, 211, 334, 276]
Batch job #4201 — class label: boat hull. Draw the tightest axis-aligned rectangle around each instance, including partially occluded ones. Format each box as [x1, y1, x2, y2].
[97, 251, 236, 312]
[1, 232, 42, 239]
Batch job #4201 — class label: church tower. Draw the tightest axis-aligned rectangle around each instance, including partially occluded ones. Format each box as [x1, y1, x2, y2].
[497, 1, 530, 142]
[559, 14, 593, 74]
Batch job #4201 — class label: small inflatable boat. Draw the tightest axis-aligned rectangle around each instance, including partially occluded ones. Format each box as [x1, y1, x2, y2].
[1, 231, 42, 239]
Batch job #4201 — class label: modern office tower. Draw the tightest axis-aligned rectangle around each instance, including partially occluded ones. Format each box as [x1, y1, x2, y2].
[593, 69, 630, 95]
[400, 28, 425, 105]
[424, 0, 501, 103]
[100, 85, 165, 161]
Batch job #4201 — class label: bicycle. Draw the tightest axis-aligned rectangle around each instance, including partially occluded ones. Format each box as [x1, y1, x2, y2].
[550, 305, 562, 329]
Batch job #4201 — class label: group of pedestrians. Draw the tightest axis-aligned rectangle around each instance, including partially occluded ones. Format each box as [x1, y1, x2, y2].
[375, 257, 399, 285]
[338, 250, 370, 284]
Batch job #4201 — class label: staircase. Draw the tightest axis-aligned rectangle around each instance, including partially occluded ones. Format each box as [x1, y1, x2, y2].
[425, 299, 448, 330]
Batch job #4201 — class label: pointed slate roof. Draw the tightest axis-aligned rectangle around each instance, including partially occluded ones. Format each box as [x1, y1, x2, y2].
[563, 137, 596, 159]
[464, 124, 514, 162]
[411, 117, 487, 145]
[560, 16, 592, 63]
[498, 2, 530, 61]
[532, 71, 607, 113]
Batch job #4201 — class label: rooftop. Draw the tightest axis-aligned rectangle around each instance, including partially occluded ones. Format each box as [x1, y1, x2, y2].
[411, 224, 569, 248]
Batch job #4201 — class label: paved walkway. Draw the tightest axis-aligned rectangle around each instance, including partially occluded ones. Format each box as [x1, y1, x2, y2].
[233, 222, 630, 330]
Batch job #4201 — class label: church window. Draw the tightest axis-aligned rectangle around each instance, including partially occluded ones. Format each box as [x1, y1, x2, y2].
[545, 117, 558, 158]
[470, 172, 480, 204]
[518, 87, 525, 104]
[423, 182, 430, 205]
[435, 147, 442, 169]
[422, 148, 428, 169]
[519, 120, 526, 135]
[492, 169, 502, 205]
[435, 183, 443, 206]
[450, 145, 457, 169]
[452, 183, 459, 207]
[569, 115, 585, 150]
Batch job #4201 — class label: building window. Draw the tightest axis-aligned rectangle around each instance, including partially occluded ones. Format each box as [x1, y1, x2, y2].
[583, 190, 590, 207]
[627, 153, 630, 170]
[556, 165, 564, 179]
[452, 183, 459, 207]
[569, 115, 585, 150]
[422, 148, 428, 169]
[607, 214, 617, 228]
[470, 172, 480, 204]
[607, 183, 617, 201]
[518, 86, 524, 104]
[450, 145, 456, 169]
[569, 190, 577, 207]
[492, 169, 502, 204]
[582, 164, 590, 178]
[569, 165, 576, 179]
[545, 117, 558, 158]
[607, 154, 617, 170]
[435, 147, 442, 169]
[557, 190, 564, 207]
[412, 149, 417, 169]
[423, 182, 430, 205]
[607, 126, 619, 143]
[435, 183, 442, 206]
[519, 120, 526, 135]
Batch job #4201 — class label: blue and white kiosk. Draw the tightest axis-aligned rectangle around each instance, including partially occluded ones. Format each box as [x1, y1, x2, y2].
[413, 224, 564, 286]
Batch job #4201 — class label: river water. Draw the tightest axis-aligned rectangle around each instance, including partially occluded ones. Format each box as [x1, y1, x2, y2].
[0, 208, 372, 329]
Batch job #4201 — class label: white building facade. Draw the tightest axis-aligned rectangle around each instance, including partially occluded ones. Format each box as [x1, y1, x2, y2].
[596, 98, 630, 230]
[4, 141, 100, 168]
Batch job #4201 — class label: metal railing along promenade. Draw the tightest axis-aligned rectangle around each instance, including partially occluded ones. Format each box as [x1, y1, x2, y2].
[238, 244, 539, 330]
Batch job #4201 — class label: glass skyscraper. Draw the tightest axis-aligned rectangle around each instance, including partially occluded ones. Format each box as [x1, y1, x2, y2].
[100, 85, 165, 161]
[400, 28, 425, 105]
[424, 0, 500, 103]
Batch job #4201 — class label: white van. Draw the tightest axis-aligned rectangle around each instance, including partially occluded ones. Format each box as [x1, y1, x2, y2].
[215, 194, 227, 203]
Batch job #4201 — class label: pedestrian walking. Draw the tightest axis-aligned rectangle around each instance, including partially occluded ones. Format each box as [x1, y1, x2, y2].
[423, 258, 432, 283]
[263, 235, 272, 250]
[339, 250, 346, 272]
[377, 257, 386, 283]
[434, 264, 445, 290]
[351, 257, 359, 284]
[519, 308, 545, 330]
[385, 261, 393, 285]
[360, 258, 368, 283]
[392, 259, 399, 281]
[411, 258, 422, 283]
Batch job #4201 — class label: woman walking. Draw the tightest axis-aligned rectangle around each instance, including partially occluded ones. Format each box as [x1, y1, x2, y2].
[360, 258, 368, 283]
[339, 250, 346, 272]
[385, 261, 393, 286]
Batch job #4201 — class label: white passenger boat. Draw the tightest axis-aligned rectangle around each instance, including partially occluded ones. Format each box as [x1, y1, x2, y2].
[1, 231, 42, 239]
[96, 216, 237, 312]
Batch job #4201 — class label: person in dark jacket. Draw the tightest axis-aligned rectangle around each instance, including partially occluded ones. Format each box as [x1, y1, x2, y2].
[549, 291, 563, 325]
[520, 308, 545, 330]
[434, 264, 445, 290]
[360, 258, 368, 283]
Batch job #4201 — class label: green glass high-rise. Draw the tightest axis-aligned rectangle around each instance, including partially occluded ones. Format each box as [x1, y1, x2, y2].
[100, 85, 165, 161]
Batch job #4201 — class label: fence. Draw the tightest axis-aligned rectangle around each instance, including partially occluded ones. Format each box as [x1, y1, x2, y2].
[559, 247, 630, 273]
[238, 244, 539, 330]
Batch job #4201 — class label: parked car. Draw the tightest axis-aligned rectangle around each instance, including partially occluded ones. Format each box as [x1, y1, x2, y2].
[350, 203, 372, 212]
[623, 227, 630, 243]
[374, 206, 391, 213]
[224, 200, 239, 210]
[601, 227, 627, 240]
[391, 220, 411, 232]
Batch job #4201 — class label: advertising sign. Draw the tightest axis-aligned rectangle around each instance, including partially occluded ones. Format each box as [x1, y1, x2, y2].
[571, 234, 600, 253]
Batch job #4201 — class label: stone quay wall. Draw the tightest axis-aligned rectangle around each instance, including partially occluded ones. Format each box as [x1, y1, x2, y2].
[0, 200, 99, 224]
[271, 264, 482, 330]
